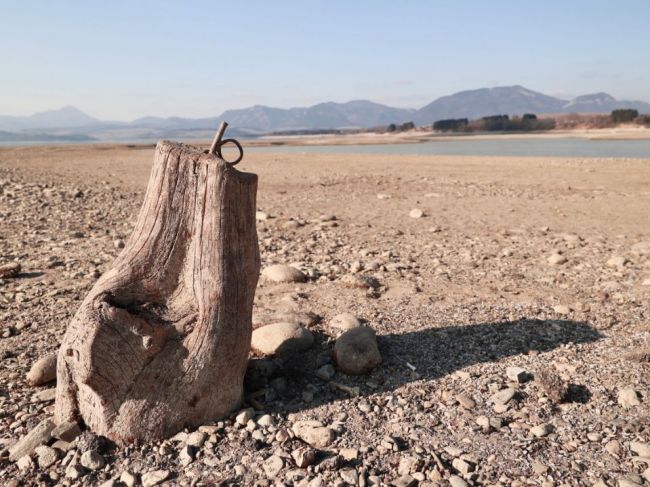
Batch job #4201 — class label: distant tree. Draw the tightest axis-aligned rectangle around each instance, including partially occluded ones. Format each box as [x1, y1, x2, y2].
[611, 109, 639, 123]
[636, 114, 650, 127]
[386, 123, 397, 132]
[399, 121, 415, 131]
[522, 113, 537, 120]
[481, 114, 509, 131]
[433, 118, 469, 132]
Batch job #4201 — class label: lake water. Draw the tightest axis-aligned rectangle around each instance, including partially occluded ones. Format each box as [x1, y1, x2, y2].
[248, 138, 650, 158]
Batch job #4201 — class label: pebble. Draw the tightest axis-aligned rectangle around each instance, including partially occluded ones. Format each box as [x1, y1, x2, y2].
[329, 312, 362, 332]
[630, 441, 650, 457]
[506, 366, 530, 383]
[251, 322, 314, 355]
[236, 408, 255, 426]
[263, 454, 284, 477]
[0, 262, 21, 278]
[8, 418, 55, 461]
[607, 255, 627, 268]
[186, 430, 207, 447]
[65, 464, 87, 479]
[333, 327, 382, 375]
[316, 364, 336, 380]
[292, 420, 336, 447]
[553, 304, 571, 315]
[120, 471, 137, 487]
[489, 387, 516, 406]
[547, 253, 568, 265]
[26, 353, 57, 386]
[449, 475, 469, 487]
[456, 393, 476, 410]
[80, 449, 106, 470]
[409, 209, 424, 218]
[141, 470, 171, 487]
[262, 264, 306, 283]
[618, 387, 641, 408]
[34, 445, 58, 468]
[530, 423, 553, 438]
[292, 446, 317, 468]
[52, 421, 82, 442]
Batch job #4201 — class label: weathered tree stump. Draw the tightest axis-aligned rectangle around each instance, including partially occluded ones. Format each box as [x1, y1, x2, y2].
[55, 139, 260, 444]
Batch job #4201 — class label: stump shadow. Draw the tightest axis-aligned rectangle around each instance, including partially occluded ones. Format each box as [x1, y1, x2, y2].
[245, 318, 602, 414]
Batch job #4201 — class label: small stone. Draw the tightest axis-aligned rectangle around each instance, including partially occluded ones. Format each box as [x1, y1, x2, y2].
[607, 255, 627, 268]
[316, 364, 336, 380]
[449, 475, 469, 487]
[52, 421, 82, 442]
[141, 470, 171, 487]
[120, 471, 137, 487]
[8, 418, 55, 461]
[605, 440, 622, 456]
[35, 445, 59, 468]
[262, 264, 306, 283]
[456, 393, 476, 410]
[292, 420, 336, 447]
[334, 327, 382, 375]
[329, 313, 362, 332]
[506, 366, 530, 383]
[257, 414, 274, 428]
[256, 211, 269, 221]
[186, 431, 207, 447]
[530, 423, 553, 438]
[0, 262, 21, 278]
[547, 253, 567, 265]
[532, 461, 548, 474]
[618, 387, 641, 408]
[26, 354, 57, 386]
[179, 445, 195, 466]
[392, 474, 417, 487]
[263, 454, 284, 477]
[489, 387, 516, 406]
[340, 469, 358, 484]
[339, 274, 380, 290]
[630, 441, 650, 457]
[236, 408, 255, 426]
[114, 239, 125, 249]
[452, 457, 474, 475]
[251, 322, 314, 355]
[553, 304, 571, 315]
[17, 455, 34, 472]
[81, 449, 106, 470]
[339, 448, 359, 461]
[65, 464, 87, 479]
[292, 446, 317, 468]
[409, 209, 424, 219]
[31, 388, 57, 403]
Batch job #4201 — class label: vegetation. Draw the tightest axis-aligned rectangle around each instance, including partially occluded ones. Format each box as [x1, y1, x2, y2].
[433, 118, 468, 131]
[610, 109, 639, 123]
[432, 114, 555, 133]
[385, 121, 415, 133]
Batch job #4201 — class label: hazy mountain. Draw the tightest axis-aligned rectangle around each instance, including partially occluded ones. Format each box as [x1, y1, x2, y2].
[561, 92, 650, 114]
[220, 100, 414, 132]
[0, 106, 100, 131]
[1, 86, 649, 142]
[413, 86, 567, 124]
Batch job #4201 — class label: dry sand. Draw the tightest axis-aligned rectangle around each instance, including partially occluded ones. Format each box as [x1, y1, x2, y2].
[0, 142, 649, 485]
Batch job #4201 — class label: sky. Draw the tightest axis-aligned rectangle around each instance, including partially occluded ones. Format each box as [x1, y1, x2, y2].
[1, 0, 649, 120]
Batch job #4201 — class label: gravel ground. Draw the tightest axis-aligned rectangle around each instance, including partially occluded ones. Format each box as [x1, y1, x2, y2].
[0, 144, 649, 486]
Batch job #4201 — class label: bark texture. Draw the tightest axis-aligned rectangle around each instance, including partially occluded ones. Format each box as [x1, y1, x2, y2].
[55, 141, 260, 444]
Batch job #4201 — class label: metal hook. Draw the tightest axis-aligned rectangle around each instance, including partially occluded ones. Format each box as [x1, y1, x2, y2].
[208, 121, 244, 165]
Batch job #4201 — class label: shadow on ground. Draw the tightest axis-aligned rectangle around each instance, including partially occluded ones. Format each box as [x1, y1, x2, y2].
[245, 318, 602, 413]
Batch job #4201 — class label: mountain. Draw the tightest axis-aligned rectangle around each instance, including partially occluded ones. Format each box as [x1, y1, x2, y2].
[219, 100, 414, 132]
[561, 92, 650, 114]
[1, 86, 649, 142]
[0, 106, 100, 131]
[413, 85, 567, 124]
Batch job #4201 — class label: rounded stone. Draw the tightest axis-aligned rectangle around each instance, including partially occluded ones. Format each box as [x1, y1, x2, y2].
[334, 327, 382, 375]
[251, 322, 314, 355]
[262, 264, 306, 283]
[26, 354, 57, 386]
[329, 313, 362, 332]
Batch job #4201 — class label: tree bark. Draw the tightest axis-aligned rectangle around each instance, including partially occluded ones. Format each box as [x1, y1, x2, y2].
[54, 141, 260, 444]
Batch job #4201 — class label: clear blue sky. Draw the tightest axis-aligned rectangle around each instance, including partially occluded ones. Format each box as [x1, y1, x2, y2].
[1, 0, 649, 120]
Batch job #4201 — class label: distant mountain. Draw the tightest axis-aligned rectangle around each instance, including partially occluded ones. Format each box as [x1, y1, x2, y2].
[413, 85, 567, 124]
[1, 86, 649, 142]
[561, 92, 650, 114]
[220, 100, 414, 132]
[0, 106, 100, 131]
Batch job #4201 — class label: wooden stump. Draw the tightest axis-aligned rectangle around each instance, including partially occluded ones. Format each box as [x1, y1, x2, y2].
[54, 141, 260, 444]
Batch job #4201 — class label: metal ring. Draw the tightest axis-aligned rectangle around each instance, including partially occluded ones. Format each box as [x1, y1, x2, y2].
[216, 138, 244, 166]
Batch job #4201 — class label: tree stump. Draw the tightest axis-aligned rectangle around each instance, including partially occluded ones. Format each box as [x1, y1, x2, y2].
[54, 140, 260, 444]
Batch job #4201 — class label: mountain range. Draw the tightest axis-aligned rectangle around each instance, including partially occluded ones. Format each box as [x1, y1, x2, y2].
[1, 85, 649, 142]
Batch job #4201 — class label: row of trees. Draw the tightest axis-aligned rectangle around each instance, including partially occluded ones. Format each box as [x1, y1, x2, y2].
[433, 113, 555, 133]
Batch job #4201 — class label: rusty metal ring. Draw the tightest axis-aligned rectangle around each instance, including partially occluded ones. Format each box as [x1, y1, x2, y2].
[216, 138, 244, 166]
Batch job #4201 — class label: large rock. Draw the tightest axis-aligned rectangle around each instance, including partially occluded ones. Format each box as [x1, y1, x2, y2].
[251, 322, 314, 355]
[333, 327, 382, 375]
[292, 420, 336, 447]
[26, 354, 57, 386]
[8, 419, 55, 461]
[262, 264, 306, 283]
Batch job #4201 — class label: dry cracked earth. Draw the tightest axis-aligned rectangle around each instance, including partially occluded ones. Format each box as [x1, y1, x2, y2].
[0, 143, 649, 487]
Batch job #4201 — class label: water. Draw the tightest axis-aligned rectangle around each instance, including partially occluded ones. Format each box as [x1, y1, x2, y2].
[248, 137, 650, 158]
